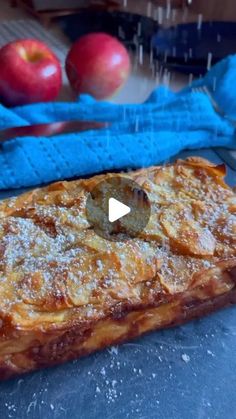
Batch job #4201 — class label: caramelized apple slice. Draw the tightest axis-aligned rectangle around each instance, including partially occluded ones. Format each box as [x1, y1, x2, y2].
[160, 203, 216, 256]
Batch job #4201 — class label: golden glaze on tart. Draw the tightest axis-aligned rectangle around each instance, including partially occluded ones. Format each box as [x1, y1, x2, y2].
[0, 157, 235, 380]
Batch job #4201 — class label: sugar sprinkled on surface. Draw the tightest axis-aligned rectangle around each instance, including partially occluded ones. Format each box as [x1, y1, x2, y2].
[181, 354, 190, 363]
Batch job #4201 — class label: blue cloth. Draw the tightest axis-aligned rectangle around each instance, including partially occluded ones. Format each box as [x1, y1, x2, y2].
[0, 55, 236, 190]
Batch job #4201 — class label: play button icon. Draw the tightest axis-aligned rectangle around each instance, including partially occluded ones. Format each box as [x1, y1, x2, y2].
[86, 175, 151, 241]
[108, 198, 130, 223]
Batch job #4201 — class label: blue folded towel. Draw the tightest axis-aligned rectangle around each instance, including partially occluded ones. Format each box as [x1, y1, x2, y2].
[0, 55, 236, 190]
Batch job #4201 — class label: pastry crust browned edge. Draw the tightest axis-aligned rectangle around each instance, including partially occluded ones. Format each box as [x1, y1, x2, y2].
[0, 158, 236, 379]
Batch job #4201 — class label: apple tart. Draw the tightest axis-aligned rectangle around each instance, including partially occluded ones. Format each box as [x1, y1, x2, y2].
[0, 157, 235, 380]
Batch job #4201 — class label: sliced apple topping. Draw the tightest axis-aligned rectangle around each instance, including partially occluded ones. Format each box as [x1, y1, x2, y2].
[160, 203, 216, 256]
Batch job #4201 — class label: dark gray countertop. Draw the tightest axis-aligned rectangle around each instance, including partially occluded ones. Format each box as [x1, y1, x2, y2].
[0, 148, 235, 419]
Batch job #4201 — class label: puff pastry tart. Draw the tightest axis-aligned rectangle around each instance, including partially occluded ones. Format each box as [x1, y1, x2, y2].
[0, 157, 235, 380]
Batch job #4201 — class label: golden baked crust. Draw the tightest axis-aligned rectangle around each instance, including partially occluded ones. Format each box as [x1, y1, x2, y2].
[0, 157, 235, 380]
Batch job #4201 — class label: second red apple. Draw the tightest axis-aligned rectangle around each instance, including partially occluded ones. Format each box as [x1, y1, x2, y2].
[65, 33, 131, 99]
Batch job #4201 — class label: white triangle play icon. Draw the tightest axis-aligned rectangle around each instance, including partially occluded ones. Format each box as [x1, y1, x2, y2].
[108, 198, 131, 223]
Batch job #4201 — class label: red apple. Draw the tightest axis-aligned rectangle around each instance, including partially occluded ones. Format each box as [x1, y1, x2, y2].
[0, 39, 62, 106]
[65, 33, 131, 99]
